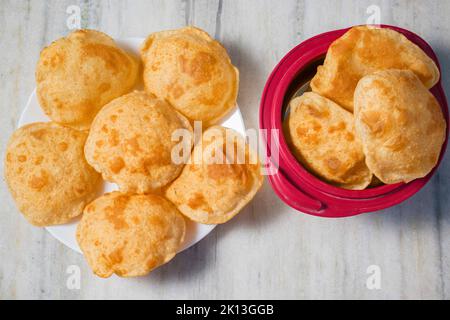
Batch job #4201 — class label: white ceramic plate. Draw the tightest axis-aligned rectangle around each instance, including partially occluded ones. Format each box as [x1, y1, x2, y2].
[18, 37, 246, 254]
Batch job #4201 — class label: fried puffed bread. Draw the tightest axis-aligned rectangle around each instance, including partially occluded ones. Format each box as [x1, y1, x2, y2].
[354, 69, 446, 184]
[166, 126, 263, 224]
[77, 192, 186, 278]
[311, 26, 439, 112]
[85, 91, 193, 194]
[285, 92, 372, 190]
[141, 26, 239, 127]
[5, 122, 101, 226]
[36, 29, 138, 129]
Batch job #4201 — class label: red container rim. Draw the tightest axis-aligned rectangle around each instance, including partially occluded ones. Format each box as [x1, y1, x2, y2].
[259, 25, 449, 218]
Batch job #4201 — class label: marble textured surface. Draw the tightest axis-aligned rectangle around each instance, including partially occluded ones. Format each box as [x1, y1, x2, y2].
[1, 0, 450, 300]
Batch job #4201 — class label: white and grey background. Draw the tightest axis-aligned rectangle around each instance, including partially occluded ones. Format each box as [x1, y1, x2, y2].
[1, 0, 449, 299]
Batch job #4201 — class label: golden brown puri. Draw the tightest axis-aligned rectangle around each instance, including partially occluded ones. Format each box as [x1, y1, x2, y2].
[85, 91, 193, 194]
[76, 192, 186, 278]
[284, 92, 372, 190]
[4, 122, 101, 226]
[36, 29, 138, 130]
[354, 69, 446, 184]
[140, 26, 239, 127]
[165, 126, 263, 224]
[311, 26, 440, 112]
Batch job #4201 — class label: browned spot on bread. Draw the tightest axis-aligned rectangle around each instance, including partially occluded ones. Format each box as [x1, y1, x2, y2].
[108, 247, 123, 265]
[45, 52, 65, 68]
[178, 55, 188, 72]
[31, 129, 47, 140]
[146, 256, 158, 269]
[169, 83, 185, 99]
[95, 140, 104, 147]
[296, 126, 319, 146]
[109, 129, 119, 146]
[86, 204, 96, 213]
[143, 145, 172, 167]
[82, 43, 130, 75]
[74, 100, 94, 115]
[148, 215, 165, 231]
[345, 132, 355, 141]
[18, 155, 27, 162]
[304, 104, 330, 119]
[105, 195, 130, 230]
[34, 156, 44, 165]
[58, 142, 68, 151]
[328, 121, 346, 134]
[83, 74, 91, 83]
[53, 98, 63, 109]
[125, 136, 142, 155]
[207, 163, 249, 187]
[312, 121, 322, 132]
[386, 135, 409, 152]
[29, 170, 49, 190]
[131, 216, 140, 224]
[75, 187, 85, 195]
[110, 115, 118, 122]
[151, 62, 160, 71]
[109, 157, 125, 174]
[371, 79, 392, 96]
[98, 83, 111, 94]
[361, 110, 387, 136]
[295, 127, 307, 137]
[198, 81, 228, 106]
[326, 157, 341, 172]
[187, 192, 212, 213]
[396, 108, 409, 126]
[180, 52, 217, 84]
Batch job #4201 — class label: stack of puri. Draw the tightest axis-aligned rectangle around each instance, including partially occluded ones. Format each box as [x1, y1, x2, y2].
[284, 26, 446, 190]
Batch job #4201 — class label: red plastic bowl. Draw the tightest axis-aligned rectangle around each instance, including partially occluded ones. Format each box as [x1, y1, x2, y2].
[259, 25, 449, 218]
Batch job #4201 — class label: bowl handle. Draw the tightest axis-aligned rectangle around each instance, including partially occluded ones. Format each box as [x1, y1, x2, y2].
[271, 170, 324, 214]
